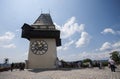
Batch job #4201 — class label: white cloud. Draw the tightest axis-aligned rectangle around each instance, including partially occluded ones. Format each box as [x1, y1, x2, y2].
[100, 42, 112, 51]
[57, 46, 63, 51]
[100, 41, 120, 51]
[112, 41, 120, 51]
[15, 29, 20, 32]
[57, 40, 74, 51]
[59, 52, 110, 61]
[113, 41, 120, 47]
[55, 17, 85, 39]
[0, 32, 16, 48]
[101, 28, 115, 34]
[2, 44, 16, 48]
[0, 32, 15, 42]
[55, 17, 90, 50]
[78, 52, 110, 60]
[75, 32, 91, 48]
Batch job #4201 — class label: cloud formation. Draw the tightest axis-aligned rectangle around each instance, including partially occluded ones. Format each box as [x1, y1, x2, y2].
[59, 52, 110, 61]
[100, 41, 120, 51]
[61, 40, 120, 61]
[101, 28, 115, 34]
[57, 40, 74, 51]
[55, 17, 91, 51]
[2, 43, 16, 48]
[0, 32, 15, 42]
[100, 42, 112, 51]
[0, 32, 16, 49]
[55, 17, 85, 39]
[75, 32, 91, 48]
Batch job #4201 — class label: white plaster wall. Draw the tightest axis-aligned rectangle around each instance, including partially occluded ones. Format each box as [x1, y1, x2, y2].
[28, 38, 57, 69]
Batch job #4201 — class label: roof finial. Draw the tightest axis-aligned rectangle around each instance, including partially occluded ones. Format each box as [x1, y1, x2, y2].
[49, 9, 50, 14]
[41, 9, 43, 14]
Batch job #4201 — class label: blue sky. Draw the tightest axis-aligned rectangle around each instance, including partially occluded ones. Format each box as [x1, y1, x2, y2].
[0, 0, 120, 63]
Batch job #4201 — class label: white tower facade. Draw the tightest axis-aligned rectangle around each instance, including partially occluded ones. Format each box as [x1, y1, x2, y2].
[21, 14, 61, 69]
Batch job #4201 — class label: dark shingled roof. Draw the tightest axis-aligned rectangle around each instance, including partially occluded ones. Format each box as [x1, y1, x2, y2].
[33, 14, 54, 25]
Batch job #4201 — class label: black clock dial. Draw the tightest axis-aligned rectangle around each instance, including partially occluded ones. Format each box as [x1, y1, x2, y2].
[31, 40, 48, 55]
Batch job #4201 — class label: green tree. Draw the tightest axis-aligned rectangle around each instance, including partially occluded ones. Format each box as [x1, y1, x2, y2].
[83, 58, 92, 63]
[82, 58, 93, 67]
[110, 51, 120, 64]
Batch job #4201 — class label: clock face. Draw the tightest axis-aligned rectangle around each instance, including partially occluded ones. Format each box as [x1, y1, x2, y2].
[31, 40, 48, 55]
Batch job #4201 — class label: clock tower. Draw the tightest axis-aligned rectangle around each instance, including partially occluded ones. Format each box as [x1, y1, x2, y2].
[21, 14, 61, 69]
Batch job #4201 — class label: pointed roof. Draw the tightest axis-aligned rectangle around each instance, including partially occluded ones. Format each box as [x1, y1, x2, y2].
[33, 13, 54, 25]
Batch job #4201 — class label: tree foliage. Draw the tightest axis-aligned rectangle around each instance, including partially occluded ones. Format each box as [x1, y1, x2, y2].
[83, 58, 92, 63]
[110, 51, 120, 64]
